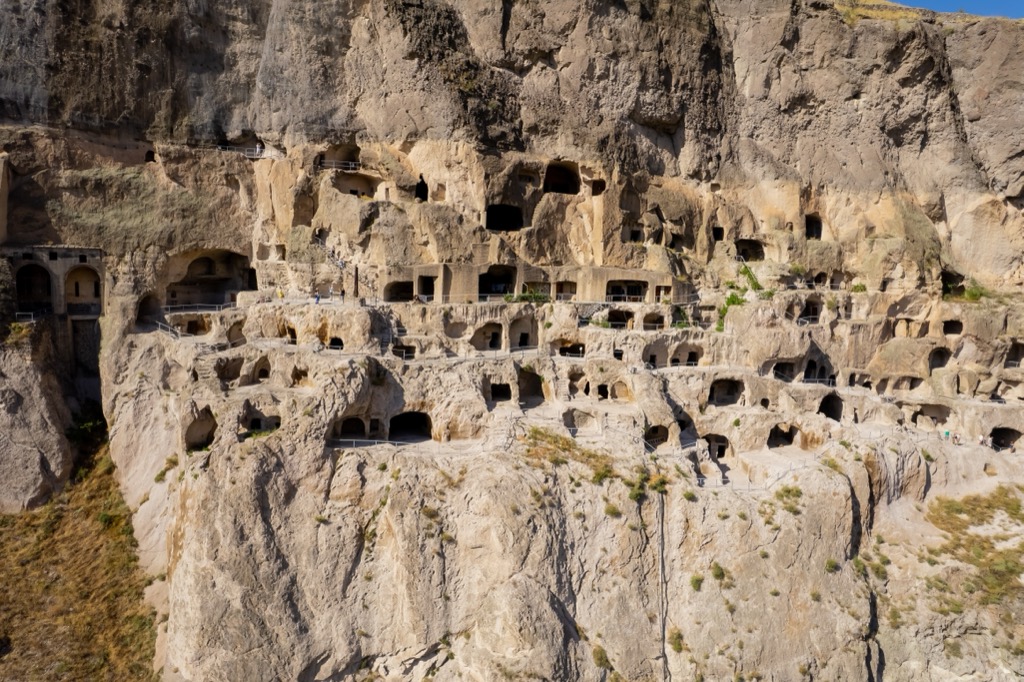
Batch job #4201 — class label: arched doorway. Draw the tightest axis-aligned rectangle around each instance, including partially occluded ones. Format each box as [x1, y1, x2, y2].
[65, 266, 102, 316]
[389, 412, 432, 443]
[15, 264, 53, 313]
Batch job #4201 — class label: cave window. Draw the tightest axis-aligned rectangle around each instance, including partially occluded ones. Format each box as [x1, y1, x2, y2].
[735, 239, 764, 262]
[254, 358, 271, 381]
[929, 348, 951, 373]
[608, 310, 634, 329]
[15, 264, 53, 313]
[613, 349, 624, 361]
[336, 417, 365, 438]
[543, 162, 581, 195]
[643, 313, 665, 330]
[418, 276, 436, 299]
[799, 300, 821, 324]
[392, 344, 416, 360]
[943, 320, 963, 336]
[709, 379, 743, 406]
[819, 394, 843, 422]
[384, 281, 415, 302]
[185, 408, 217, 452]
[48, 252, 57, 261]
[990, 427, 1022, 451]
[606, 280, 648, 303]
[591, 179, 606, 196]
[518, 368, 544, 406]
[415, 175, 429, 201]
[556, 281, 577, 301]
[644, 426, 669, 449]
[941, 270, 965, 298]
[479, 266, 516, 300]
[328, 337, 344, 350]
[706, 434, 730, 459]
[774, 363, 795, 382]
[1007, 342, 1024, 368]
[136, 294, 161, 325]
[805, 214, 823, 240]
[145, 150, 156, 163]
[78, 255, 87, 264]
[767, 425, 796, 448]
[629, 228, 643, 243]
[389, 412, 432, 443]
[558, 343, 586, 358]
[712, 226, 724, 242]
[597, 384, 609, 400]
[486, 205, 525, 232]
[490, 383, 512, 402]
[686, 351, 700, 367]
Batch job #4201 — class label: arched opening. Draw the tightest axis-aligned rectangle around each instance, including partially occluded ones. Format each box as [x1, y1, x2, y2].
[799, 300, 821, 325]
[518, 367, 545, 406]
[805, 214, 823, 240]
[65, 265, 102, 316]
[542, 162, 580, 195]
[813, 272, 828, 288]
[486, 204, 525, 231]
[479, 266, 516, 300]
[608, 310, 634, 329]
[611, 381, 633, 401]
[187, 257, 215, 278]
[328, 337, 344, 350]
[415, 175, 429, 202]
[818, 394, 843, 422]
[645, 425, 670, 449]
[510, 316, 536, 349]
[706, 434, 731, 460]
[643, 313, 665, 330]
[332, 172, 379, 198]
[929, 348, 951, 373]
[990, 427, 1021, 451]
[709, 379, 743, 406]
[227, 321, 246, 346]
[335, 417, 366, 439]
[384, 281, 415, 303]
[15, 264, 53, 313]
[606, 280, 648, 303]
[167, 250, 256, 306]
[136, 294, 162, 325]
[942, 320, 963, 336]
[767, 424, 798, 448]
[735, 239, 764, 262]
[185, 408, 217, 451]
[470, 323, 504, 351]
[144, 150, 156, 163]
[253, 357, 271, 382]
[774, 362, 796, 382]
[389, 412, 432, 442]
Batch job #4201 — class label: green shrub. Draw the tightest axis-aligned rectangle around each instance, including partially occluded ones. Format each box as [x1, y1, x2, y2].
[668, 628, 684, 653]
[690, 574, 704, 591]
[825, 559, 841, 574]
[683, 491, 697, 502]
[851, 283, 867, 293]
[711, 562, 726, 581]
[725, 292, 746, 307]
[604, 503, 622, 518]
[592, 645, 612, 670]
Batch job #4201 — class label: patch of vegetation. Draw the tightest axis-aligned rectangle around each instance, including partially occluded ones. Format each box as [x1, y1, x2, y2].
[525, 428, 617, 484]
[926, 486, 1024, 607]
[683, 490, 698, 502]
[0, 442, 156, 680]
[739, 264, 763, 292]
[668, 628, 685, 653]
[604, 503, 622, 519]
[691, 574, 705, 592]
[851, 283, 867, 293]
[503, 292, 550, 304]
[825, 559, 841, 574]
[789, 263, 807, 277]
[775, 485, 803, 515]
[592, 645, 612, 670]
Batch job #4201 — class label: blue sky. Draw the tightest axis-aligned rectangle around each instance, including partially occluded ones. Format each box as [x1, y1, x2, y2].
[899, 1, 1024, 18]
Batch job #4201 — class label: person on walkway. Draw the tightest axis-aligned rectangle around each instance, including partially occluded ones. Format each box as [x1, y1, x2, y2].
[315, 291, 321, 304]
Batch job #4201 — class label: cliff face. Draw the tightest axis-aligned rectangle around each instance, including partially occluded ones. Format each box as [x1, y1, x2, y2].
[1, 1, 1024, 680]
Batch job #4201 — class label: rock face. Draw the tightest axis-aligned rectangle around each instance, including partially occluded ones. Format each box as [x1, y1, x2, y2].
[0, 325, 72, 513]
[1, 0, 1024, 680]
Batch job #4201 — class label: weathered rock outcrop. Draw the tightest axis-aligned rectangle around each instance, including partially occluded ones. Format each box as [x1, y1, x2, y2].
[1, 1, 1023, 680]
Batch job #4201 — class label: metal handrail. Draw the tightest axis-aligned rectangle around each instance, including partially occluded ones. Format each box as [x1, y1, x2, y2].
[164, 303, 237, 314]
[14, 312, 36, 323]
[317, 159, 361, 171]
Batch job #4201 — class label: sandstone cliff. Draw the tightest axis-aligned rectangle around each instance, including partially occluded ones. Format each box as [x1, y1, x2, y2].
[0, 1, 1023, 680]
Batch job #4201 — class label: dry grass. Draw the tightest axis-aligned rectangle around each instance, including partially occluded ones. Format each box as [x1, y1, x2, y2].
[926, 486, 1024, 607]
[834, 0, 926, 25]
[524, 428, 617, 483]
[0, 445, 157, 680]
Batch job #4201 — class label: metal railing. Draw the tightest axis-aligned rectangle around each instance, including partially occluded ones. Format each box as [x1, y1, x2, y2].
[317, 159, 361, 171]
[14, 312, 36, 323]
[164, 302, 237, 314]
[201, 143, 284, 160]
